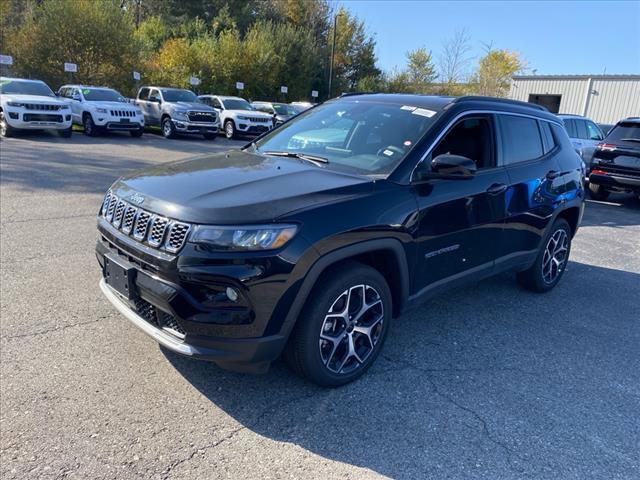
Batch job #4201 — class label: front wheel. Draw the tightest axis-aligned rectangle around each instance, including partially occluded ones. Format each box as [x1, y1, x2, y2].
[285, 262, 392, 387]
[517, 218, 571, 293]
[0, 111, 18, 137]
[130, 128, 144, 138]
[161, 117, 176, 138]
[588, 182, 610, 201]
[224, 120, 236, 139]
[58, 127, 72, 138]
[83, 114, 98, 136]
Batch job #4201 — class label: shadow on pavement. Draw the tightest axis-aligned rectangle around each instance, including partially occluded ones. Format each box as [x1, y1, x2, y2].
[164, 261, 640, 479]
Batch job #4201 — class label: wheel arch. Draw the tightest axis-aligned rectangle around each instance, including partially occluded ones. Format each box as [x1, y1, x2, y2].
[276, 238, 410, 339]
[556, 206, 581, 237]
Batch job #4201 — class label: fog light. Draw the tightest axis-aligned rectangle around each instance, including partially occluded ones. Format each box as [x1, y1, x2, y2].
[8, 112, 19, 119]
[225, 287, 239, 302]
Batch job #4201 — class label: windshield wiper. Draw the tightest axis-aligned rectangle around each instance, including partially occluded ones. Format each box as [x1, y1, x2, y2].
[263, 150, 329, 165]
[620, 138, 640, 143]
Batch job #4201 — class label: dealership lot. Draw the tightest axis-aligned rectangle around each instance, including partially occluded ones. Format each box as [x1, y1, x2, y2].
[1, 132, 639, 479]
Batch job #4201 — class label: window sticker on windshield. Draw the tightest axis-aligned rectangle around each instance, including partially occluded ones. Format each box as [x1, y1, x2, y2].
[82, 89, 90, 95]
[383, 149, 395, 156]
[412, 108, 436, 118]
[401, 105, 417, 111]
[404, 140, 412, 146]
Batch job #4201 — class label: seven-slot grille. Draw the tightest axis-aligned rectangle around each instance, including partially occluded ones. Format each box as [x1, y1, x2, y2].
[110, 109, 137, 117]
[24, 103, 62, 111]
[100, 191, 191, 253]
[242, 116, 270, 123]
[188, 111, 217, 123]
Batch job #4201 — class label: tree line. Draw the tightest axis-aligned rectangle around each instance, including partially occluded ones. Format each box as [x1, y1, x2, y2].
[0, 0, 526, 100]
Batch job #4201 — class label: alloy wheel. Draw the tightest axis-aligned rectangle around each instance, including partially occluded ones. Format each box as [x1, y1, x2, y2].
[318, 284, 384, 375]
[225, 122, 234, 138]
[541, 229, 569, 284]
[0, 113, 7, 137]
[163, 119, 172, 137]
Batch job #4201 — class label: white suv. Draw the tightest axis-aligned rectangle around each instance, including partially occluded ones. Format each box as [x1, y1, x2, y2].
[0, 77, 72, 138]
[198, 95, 273, 139]
[58, 85, 145, 137]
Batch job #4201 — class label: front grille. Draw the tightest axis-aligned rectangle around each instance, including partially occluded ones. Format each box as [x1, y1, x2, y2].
[134, 298, 159, 327]
[133, 298, 185, 338]
[110, 110, 136, 117]
[100, 191, 191, 253]
[23, 114, 63, 122]
[188, 111, 216, 123]
[24, 104, 62, 111]
[158, 311, 185, 338]
[242, 116, 270, 123]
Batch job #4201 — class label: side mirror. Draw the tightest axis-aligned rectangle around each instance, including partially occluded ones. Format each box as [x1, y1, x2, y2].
[149, 95, 161, 103]
[71, 93, 81, 101]
[414, 154, 477, 182]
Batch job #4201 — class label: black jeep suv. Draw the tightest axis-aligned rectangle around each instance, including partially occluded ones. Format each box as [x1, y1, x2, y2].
[588, 117, 640, 200]
[96, 94, 585, 386]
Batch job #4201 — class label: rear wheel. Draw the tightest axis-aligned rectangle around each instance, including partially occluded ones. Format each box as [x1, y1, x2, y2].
[83, 113, 98, 137]
[517, 218, 571, 293]
[162, 116, 176, 138]
[588, 182, 610, 201]
[285, 262, 392, 387]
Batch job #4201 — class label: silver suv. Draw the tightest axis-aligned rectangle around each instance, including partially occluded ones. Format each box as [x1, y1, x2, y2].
[558, 114, 604, 172]
[135, 87, 219, 140]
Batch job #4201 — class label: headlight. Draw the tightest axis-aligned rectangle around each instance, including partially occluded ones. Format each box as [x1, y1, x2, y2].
[238, 116, 250, 121]
[6, 102, 25, 108]
[190, 224, 298, 251]
[173, 109, 188, 119]
[96, 108, 107, 113]
[60, 104, 70, 110]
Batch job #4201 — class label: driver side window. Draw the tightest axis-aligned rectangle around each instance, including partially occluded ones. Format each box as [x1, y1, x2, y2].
[431, 116, 495, 169]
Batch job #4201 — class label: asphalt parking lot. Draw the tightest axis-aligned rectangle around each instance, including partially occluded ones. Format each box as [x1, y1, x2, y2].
[1, 130, 639, 480]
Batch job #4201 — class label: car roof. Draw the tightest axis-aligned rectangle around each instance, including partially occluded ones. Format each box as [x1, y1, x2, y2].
[60, 84, 117, 90]
[0, 76, 47, 84]
[557, 114, 586, 119]
[619, 117, 640, 124]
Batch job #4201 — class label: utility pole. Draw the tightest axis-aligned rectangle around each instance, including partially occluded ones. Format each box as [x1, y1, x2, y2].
[327, 13, 338, 100]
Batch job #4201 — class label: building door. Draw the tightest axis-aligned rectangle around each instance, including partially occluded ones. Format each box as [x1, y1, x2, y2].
[528, 94, 562, 113]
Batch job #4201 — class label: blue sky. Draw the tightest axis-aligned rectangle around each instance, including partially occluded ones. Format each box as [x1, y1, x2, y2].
[343, 0, 640, 76]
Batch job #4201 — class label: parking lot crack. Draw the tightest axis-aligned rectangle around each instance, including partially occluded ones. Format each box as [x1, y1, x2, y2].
[0, 314, 116, 340]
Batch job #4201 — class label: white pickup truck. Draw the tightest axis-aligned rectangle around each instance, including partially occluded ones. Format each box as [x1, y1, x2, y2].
[0, 77, 72, 138]
[58, 84, 145, 137]
[135, 86, 219, 140]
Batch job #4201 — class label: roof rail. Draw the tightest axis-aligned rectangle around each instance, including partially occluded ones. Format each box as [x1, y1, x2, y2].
[454, 96, 548, 111]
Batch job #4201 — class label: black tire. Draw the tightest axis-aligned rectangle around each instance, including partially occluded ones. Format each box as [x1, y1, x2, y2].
[130, 128, 144, 138]
[0, 110, 17, 137]
[285, 262, 392, 387]
[83, 113, 98, 137]
[58, 126, 72, 138]
[224, 120, 236, 139]
[517, 218, 572, 293]
[203, 131, 217, 140]
[588, 182, 610, 201]
[161, 116, 176, 139]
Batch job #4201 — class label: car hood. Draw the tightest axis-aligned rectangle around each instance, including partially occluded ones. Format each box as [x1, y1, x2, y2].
[110, 150, 373, 224]
[87, 101, 139, 110]
[172, 101, 215, 111]
[226, 110, 272, 119]
[1, 94, 67, 105]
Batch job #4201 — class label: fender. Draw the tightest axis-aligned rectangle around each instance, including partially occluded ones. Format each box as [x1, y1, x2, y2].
[272, 238, 410, 339]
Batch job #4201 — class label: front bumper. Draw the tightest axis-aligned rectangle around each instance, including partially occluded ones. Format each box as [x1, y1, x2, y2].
[173, 119, 220, 134]
[5, 109, 72, 130]
[235, 122, 272, 135]
[100, 279, 286, 371]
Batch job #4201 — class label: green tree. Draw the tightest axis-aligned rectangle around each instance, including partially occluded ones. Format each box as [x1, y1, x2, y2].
[406, 47, 437, 92]
[472, 48, 526, 97]
[7, 0, 141, 93]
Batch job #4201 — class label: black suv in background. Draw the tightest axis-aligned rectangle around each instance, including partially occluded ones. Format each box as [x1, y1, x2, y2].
[588, 117, 640, 200]
[96, 94, 585, 386]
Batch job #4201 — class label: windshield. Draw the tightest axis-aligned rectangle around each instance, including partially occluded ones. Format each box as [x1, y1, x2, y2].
[81, 88, 126, 102]
[273, 104, 298, 116]
[605, 122, 640, 144]
[223, 98, 253, 111]
[0, 79, 55, 97]
[254, 100, 439, 176]
[161, 89, 199, 103]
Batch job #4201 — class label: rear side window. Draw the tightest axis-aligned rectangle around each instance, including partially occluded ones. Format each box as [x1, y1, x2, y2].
[586, 121, 604, 141]
[498, 115, 544, 164]
[539, 121, 556, 154]
[563, 118, 577, 138]
[575, 120, 588, 139]
[605, 122, 640, 144]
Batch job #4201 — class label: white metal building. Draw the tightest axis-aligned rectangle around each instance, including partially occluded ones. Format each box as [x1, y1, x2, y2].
[509, 75, 640, 124]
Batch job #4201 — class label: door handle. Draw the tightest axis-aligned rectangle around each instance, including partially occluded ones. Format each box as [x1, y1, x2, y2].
[546, 170, 560, 180]
[486, 183, 507, 195]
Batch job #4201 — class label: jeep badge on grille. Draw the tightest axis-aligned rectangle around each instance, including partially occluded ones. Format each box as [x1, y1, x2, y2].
[129, 193, 145, 205]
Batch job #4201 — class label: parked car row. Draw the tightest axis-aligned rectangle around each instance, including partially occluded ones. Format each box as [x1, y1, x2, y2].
[0, 76, 311, 140]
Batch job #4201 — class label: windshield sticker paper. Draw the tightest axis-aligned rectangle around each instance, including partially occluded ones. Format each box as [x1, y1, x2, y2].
[401, 105, 417, 111]
[412, 108, 436, 118]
